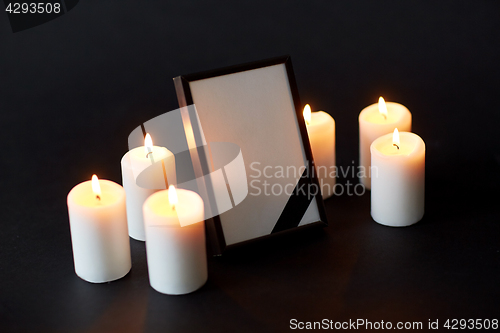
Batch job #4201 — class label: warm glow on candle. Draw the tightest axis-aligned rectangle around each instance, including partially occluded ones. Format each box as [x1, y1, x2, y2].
[168, 185, 178, 208]
[393, 128, 400, 150]
[144, 133, 153, 156]
[378, 97, 388, 119]
[91, 174, 101, 200]
[303, 104, 311, 125]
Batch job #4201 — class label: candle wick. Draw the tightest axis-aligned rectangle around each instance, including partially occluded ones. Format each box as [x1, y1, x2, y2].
[96, 195, 101, 201]
[146, 151, 153, 158]
[382, 114, 387, 120]
[393, 143, 399, 150]
[172, 205, 176, 211]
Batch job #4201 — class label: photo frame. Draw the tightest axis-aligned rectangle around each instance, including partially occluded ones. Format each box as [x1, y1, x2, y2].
[174, 56, 328, 254]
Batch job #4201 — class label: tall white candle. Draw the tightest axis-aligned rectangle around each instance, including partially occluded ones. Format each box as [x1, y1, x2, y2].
[67, 175, 131, 283]
[359, 97, 411, 189]
[370, 129, 425, 227]
[303, 105, 336, 199]
[143, 185, 207, 295]
[121, 133, 176, 241]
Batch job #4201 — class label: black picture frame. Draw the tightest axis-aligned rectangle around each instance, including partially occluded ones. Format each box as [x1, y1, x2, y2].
[174, 56, 328, 254]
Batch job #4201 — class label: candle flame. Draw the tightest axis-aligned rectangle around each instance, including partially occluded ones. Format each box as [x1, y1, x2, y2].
[378, 97, 388, 119]
[303, 104, 311, 125]
[393, 128, 400, 149]
[91, 174, 101, 199]
[168, 185, 178, 207]
[144, 133, 153, 155]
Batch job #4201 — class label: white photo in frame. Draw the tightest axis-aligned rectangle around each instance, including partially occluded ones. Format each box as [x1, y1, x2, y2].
[174, 56, 328, 254]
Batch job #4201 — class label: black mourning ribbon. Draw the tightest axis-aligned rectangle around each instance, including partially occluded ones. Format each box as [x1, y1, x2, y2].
[271, 168, 314, 234]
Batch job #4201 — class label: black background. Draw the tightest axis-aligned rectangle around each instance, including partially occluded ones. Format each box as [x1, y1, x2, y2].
[1, 1, 499, 331]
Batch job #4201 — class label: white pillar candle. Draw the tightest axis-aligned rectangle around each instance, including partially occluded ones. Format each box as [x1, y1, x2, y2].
[370, 129, 425, 227]
[143, 185, 207, 295]
[67, 175, 131, 283]
[121, 133, 176, 241]
[303, 105, 336, 199]
[359, 97, 411, 189]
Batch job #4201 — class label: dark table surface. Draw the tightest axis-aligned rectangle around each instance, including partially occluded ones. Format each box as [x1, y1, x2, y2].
[1, 1, 499, 332]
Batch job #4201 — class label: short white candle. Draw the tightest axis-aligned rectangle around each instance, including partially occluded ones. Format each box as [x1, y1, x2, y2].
[303, 104, 336, 199]
[143, 185, 207, 295]
[359, 97, 411, 189]
[121, 133, 176, 241]
[67, 175, 131, 283]
[370, 129, 425, 227]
